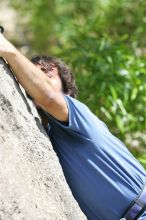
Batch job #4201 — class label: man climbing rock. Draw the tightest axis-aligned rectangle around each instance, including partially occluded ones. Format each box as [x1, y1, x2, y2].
[0, 30, 146, 220]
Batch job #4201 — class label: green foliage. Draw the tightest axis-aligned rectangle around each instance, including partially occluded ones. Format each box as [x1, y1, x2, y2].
[9, 0, 56, 52]
[61, 35, 146, 139]
[5, 0, 146, 165]
[138, 154, 146, 168]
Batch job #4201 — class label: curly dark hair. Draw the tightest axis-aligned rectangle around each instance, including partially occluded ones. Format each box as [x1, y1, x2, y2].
[31, 55, 77, 98]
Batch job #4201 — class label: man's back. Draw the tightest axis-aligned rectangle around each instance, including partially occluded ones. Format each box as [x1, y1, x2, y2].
[45, 95, 146, 220]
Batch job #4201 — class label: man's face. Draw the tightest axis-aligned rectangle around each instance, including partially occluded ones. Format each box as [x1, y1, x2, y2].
[35, 63, 63, 93]
[34, 63, 63, 109]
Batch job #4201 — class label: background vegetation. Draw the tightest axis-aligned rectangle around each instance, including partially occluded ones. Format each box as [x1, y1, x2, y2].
[3, 0, 146, 167]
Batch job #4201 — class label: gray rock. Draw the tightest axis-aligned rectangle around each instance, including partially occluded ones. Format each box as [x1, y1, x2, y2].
[0, 58, 86, 220]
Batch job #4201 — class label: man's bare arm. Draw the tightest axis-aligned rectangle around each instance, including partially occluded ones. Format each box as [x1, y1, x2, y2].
[0, 33, 68, 122]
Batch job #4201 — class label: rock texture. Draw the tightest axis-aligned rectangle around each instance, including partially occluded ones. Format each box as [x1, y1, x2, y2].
[0, 58, 86, 220]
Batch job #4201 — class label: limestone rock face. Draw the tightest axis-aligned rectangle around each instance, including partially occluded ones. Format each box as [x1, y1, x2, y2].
[0, 58, 86, 220]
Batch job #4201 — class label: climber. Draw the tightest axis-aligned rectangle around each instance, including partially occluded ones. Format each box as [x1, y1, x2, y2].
[0, 32, 146, 220]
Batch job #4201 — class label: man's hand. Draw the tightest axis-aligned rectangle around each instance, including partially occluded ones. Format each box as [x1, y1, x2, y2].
[0, 33, 16, 58]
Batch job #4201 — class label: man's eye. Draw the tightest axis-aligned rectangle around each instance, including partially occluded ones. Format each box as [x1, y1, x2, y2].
[41, 68, 47, 73]
[41, 67, 53, 78]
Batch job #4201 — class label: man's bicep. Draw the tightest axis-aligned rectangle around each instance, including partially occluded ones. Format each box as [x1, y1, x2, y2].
[42, 93, 69, 122]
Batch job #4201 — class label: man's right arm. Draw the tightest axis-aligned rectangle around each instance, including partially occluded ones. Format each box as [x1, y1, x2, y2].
[0, 33, 68, 122]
